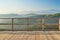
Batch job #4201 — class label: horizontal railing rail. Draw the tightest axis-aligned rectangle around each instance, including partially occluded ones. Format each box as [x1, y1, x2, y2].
[0, 18, 59, 31]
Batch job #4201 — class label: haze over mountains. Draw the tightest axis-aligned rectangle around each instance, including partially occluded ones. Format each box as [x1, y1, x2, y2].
[0, 9, 60, 18]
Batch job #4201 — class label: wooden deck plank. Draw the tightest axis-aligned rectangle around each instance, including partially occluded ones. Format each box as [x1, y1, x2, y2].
[39, 31, 48, 40]
[45, 31, 54, 40]
[0, 31, 60, 40]
[0, 34, 7, 40]
[27, 35, 35, 40]
[49, 31, 60, 40]
[0, 31, 14, 40]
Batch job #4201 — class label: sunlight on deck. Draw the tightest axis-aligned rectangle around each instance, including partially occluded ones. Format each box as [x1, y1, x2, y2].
[0, 31, 60, 40]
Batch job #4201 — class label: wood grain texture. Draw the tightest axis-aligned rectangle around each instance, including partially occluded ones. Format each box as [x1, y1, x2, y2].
[0, 31, 60, 40]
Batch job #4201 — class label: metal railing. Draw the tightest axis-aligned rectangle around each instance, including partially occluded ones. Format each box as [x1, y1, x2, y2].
[0, 18, 60, 31]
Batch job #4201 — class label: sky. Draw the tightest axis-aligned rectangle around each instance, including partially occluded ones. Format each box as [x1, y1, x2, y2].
[0, 0, 60, 14]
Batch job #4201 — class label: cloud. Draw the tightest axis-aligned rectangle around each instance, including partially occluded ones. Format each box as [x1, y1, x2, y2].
[20, 9, 60, 14]
[0, 9, 22, 14]
[0, 9, 60, 14]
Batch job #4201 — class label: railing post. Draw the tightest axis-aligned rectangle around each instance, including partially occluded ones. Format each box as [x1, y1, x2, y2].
[27, 18, 29, 31]
[12, 18, 14, 31]
[42, 18, 44, 31]
[59, 18, 60, 30]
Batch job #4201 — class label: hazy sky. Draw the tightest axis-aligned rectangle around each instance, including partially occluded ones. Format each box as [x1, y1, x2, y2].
[0, 0, 60, 14]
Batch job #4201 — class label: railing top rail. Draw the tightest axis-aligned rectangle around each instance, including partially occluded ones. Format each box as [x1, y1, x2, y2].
[0, 18, 59, 19]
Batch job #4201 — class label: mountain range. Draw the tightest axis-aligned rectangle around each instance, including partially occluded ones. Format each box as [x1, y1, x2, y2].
[0, 13, 60, 18]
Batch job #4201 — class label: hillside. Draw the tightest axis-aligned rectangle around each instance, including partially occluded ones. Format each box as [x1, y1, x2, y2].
[28, 13, 60, 18]
[0, 13, 60, 18]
